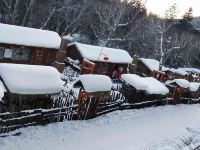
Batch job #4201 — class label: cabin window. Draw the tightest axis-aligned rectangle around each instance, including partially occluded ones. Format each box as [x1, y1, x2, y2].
[4, 48, 13, 58]
[12, 48, 30, 61]
[0, 46, 5, 59]
[36, 50, 43, 57]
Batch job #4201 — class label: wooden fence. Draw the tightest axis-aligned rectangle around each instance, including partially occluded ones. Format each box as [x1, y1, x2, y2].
[0, 106, 78, 134]
[0, 88, 200, 134]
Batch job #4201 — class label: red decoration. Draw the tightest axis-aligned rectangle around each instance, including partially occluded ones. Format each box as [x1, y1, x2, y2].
[103, 56, 109, 61]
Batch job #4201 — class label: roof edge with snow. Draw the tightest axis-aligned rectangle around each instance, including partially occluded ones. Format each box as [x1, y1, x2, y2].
[0, 23, 61, 49]
[67, 42, 133, 64]
[74, 74, 112, 93]
[0, 63, 63, 95]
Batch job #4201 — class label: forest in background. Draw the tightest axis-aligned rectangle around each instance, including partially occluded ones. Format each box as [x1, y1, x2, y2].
[0, 0, 200, 68]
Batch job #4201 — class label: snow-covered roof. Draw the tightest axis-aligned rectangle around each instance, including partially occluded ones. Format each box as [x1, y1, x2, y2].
[161, 66, 170, 72]
[178, 68, 200, 74]
[143, 77, 169, 95]
[75, 75, 112, 93]
[167, 79, 190, 88]
[0, 63, 63, 95]
[162, 67, 189, 76]
[189, 82, 200, 92]
[68, 42, 133, 64]
[121, 74, 169, 95]
[121, 74, 147, 90]
[169, 68, 177, 73]
[175, 69, 188, 76]
[0, 23, 61, 49]
[0, 81, 6, 101]
[139, 58, 160, 71]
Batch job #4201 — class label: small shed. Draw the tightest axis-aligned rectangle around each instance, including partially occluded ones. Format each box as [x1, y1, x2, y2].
[74, 74, 112, 119]
[136, 58, 165, 80]
[0, 63, 63, 112]
[65, 42, 133, 79]
[0, 23, 61, 66]
[120, 74, 169, 103]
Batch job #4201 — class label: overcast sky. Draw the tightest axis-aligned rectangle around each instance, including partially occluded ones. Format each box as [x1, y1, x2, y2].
[142, 0, 200, 18]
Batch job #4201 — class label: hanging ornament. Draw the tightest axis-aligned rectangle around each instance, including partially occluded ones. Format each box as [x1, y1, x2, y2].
[103, 56, 109, 61]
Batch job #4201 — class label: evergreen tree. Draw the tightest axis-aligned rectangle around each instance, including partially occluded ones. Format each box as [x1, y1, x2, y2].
[165, 3, 177, 20]
[183, 7, 194, 22]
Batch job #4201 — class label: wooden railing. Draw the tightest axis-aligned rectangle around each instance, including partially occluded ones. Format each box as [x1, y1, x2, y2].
[0, 88, 199, 134]
[0, 106, 78, 134]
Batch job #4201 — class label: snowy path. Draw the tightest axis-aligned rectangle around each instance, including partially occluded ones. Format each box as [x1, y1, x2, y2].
[1, 104, 200, 150]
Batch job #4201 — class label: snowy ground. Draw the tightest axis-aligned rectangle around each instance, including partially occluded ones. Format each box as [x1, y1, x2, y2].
[1, 105, 200, 150]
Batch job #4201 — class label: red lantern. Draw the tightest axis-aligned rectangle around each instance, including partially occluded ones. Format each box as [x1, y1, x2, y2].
[103, 56, 109, 61]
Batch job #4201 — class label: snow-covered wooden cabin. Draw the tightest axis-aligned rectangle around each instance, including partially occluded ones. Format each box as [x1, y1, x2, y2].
[73, 75, 112, 119]
[120, 74, 169, 103]
[166, 79, 191, 103]
[0, 23, 61, 65]
[135, 58, 165, 80]
[178, 68, 200, 75]
[0, 64, 63, 112]
[178, 68, 200, 81]
[65, 42, 133, 78]
[162, 67, 189, 81]
[167, 79, 200, 99]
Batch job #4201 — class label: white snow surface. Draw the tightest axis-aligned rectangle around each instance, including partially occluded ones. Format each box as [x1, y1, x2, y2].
[168, 79, 190, 88]
[0, 63, 63, 95]
[139, 58, 160, 71]
[2, 105, 200, 150]
[189, 82, 200, 92]
[68, 42, 133, 64]
[162, 67, 189, 76]
[178, 68, 200, 74]
[121, 74, 147, 90]
[75, 74, 112, 93]
[144, 77, 169, 95]
[0, 81, 5, 100]
[175, 69, 188, 76]
[0, 23, 61, 49]
[121, 74, 169, 95]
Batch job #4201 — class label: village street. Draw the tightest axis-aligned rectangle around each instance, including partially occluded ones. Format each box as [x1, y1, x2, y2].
[1, 104, 200, 150]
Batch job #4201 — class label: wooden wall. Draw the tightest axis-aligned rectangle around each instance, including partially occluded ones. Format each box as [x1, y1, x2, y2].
[136, 60, 151, 76]
[0, 43, 57, 66]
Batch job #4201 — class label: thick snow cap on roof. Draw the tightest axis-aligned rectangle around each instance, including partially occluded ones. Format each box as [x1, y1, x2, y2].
[143, 77, 169, 95]
[189, 82, 200, 92]
[0, 81, 6, 100]
[178, 68, 200, 74]
[68, 42, 133, 64]
[139, 58, 160, 71]
[167, 79, 190, 88]
[121, 74, 147, 90]
[0, 23, 61, 49]
[161, 66, 170, 72]
[175, 69, 188, 76]
[162, 67, 189, 76]
[121, 74, 169, 95]
[0, 64, 63, 95]
[76, 75, 112, 93]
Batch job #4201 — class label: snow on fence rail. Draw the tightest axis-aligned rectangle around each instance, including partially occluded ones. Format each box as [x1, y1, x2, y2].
[0, 96, 200, 134]
[0, 106, 78, 134]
